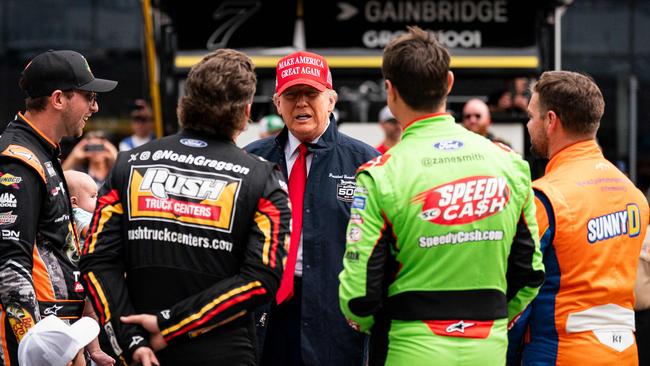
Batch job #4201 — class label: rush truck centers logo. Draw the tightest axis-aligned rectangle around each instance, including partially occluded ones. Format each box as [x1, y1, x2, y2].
[412, 176, 510, 225]
[128, 165, 241, 232]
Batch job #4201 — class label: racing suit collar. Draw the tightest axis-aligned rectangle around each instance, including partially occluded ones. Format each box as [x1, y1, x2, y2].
[545, 139, 602, 174]
[403, 112, 451, 131]
[402, 113, 454, 137]
[15, 112, 60, 156]
[180, 128, 236, 145]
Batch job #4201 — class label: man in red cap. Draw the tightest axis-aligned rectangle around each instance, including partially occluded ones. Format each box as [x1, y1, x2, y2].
[246, 51, 379, 366]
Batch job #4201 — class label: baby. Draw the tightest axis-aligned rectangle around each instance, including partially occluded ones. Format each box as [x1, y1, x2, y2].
[65, 170, 98, 243]
[64, 170, 115, 366]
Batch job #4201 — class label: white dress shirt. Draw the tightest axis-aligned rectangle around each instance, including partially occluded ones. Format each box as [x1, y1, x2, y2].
[284, 123, 328, 277]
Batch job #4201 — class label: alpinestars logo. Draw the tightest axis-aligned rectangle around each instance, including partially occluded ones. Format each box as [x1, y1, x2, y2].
[129, 165, 241, 232]
[129, 336, 144, 349]
[43, 304, 63, 316]
[412, 176, 510, 225]
[446, 320, 475, 333]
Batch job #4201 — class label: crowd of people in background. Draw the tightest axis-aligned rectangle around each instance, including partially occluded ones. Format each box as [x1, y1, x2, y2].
[1, 27, 649, 366]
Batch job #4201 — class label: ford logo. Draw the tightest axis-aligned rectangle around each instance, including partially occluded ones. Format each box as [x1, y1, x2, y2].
[433, 140, 464, 151]
[180, 138, 208, 148]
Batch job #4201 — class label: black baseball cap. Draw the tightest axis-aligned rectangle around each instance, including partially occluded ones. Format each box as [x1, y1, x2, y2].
[20, 50, 117, 98]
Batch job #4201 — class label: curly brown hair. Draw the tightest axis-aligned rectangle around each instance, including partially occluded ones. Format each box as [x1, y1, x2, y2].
[178, 49, 256, 139]
[382, 26, 450, 112]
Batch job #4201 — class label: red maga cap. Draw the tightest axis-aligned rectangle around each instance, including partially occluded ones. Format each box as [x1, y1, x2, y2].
[275, 51, 332, 95]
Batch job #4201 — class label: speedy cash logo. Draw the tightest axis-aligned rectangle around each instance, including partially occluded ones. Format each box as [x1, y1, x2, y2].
[411, 176, 510, 225]
[128, 165, 241, 232]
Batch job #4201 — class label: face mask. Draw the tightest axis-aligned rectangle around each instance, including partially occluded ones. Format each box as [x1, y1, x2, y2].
[72, 207, 93, 232]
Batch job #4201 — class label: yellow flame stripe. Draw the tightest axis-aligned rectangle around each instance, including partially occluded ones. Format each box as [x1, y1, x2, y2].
[88, 272, 111, 322]
[161, 281, 262, 336]
[87, 203, 123, 254]
[255, 211, 272, 266]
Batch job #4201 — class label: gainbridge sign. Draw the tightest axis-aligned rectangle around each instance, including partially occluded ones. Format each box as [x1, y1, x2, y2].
[128, 165, 241, 232]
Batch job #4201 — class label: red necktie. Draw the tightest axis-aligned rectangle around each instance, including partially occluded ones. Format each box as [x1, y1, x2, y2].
[276, 143, 308, 304]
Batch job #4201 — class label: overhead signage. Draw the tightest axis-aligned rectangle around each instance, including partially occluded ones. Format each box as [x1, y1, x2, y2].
[304, 0, 546, 50]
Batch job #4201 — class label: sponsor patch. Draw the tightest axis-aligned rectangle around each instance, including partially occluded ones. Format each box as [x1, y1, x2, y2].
[128, 165, 241, 232]
[6, 147, 35, 161]
[419, 230, 504, 248]
[336, 179, 356, 202]
[180, 138, 208, 148]
[587, 203, 641, 243]
[354, 186, 368, 195]
[6, 304, 35, 341]
[344, 250, 360, 262]
[0, 173, 22, 186]
[0, 192, 17, 207]
[74, 282, 84, 293]
[412, 176, 510, 225]
[44, 161, 57, 177]
[347, 227, 362, 243]
[70, 273, 84, 293]
[425, 319, 493, 339]
[350, 213, 364, 225]
[161, 310, 171, 319]
[127, 226, 233, 251]
[0, 211, 18, 225]
[352, 196, 366, 210]
[433, 140, 464, 151]
[1, 229, 19, 241]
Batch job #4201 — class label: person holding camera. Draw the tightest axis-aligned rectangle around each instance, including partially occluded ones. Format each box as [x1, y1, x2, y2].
[63, 130, 118, 188]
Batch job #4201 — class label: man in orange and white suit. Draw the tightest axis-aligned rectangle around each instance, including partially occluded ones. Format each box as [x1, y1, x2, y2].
[508, 70, 649, 365]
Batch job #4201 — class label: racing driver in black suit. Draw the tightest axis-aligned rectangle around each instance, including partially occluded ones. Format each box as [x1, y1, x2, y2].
[79, 49, 291, 366]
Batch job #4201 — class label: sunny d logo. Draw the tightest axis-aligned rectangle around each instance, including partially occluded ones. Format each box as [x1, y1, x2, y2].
[587, 203, 642, 243]
[412, 176, 510, 225]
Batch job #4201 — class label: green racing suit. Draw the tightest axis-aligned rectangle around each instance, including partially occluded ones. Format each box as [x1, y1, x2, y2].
[339, 113, 545, 366]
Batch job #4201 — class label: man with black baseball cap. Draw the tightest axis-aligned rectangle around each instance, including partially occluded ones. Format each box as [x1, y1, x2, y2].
[20, 49, 117, 98]
[0, 49, 116, 365]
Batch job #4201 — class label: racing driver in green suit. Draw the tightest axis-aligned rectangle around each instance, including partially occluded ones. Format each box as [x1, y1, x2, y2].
[339, 27, 545, 366]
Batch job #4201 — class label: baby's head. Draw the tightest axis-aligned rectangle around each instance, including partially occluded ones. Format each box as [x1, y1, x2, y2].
[64, 170, 98, 213]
